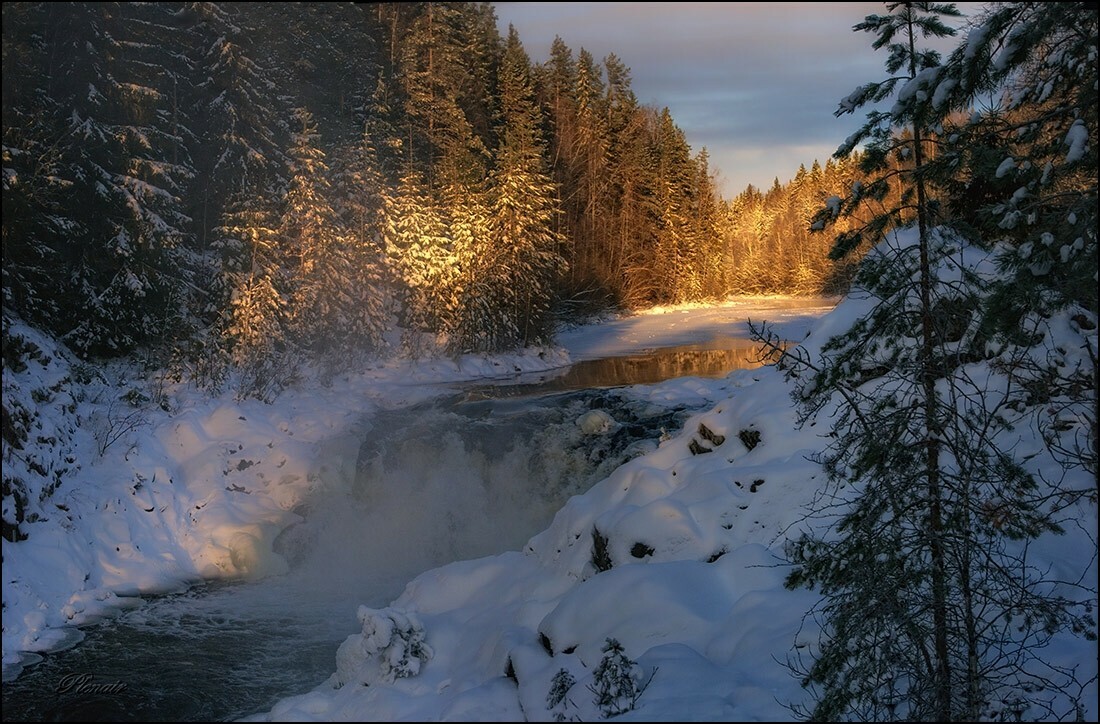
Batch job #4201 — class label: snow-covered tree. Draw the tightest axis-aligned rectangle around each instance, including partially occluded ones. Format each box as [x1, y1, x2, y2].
[931, 1, 1097, 478]
[381, 168, 456, 353]
[281, 108, 349, 359]
[189, 1, 286, 242]
[329, 103, 396, 363]
[218, 192, 289, 401]
[3, 3, 197, 358]
[480, 26, 565, 351]
[445, 183, 497, 353]
[776, 3, 1096, 721]
[586, 638, 650, 718]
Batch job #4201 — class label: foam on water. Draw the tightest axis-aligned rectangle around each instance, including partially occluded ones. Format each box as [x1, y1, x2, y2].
[2, 388, 686, 721]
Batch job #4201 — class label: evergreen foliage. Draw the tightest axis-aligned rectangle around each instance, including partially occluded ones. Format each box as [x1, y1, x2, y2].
[546, 668, 579, 722]
[3, 0, 860, 387]
[586, 637, 653, 718]
[769, 3, 1097, 720]
[1, 4, 1095, 718]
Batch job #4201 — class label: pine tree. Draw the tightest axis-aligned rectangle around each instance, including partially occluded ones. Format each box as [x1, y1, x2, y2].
[602, 52, 656, 307]
[394, 1, 494, 191]
[546, 668, 579, 722]
[381, 168, 456, 353]
[445, 180, 495, 352]
[281, 108, 351, 363]
[3, 3, 197, 358]
[482, 26, 565, 351]
[187, 1, 289, 376]
[931, 1, 1097, 478]
[329, 106, 395, 362]
[651, 107, 696, 304]
[572, 48, 611, 290]
[691, 148, 726, 298]
[773, 3, 1096, 720]
[218, 191, 289, 401]
[536, 36, 580, 265]
[586, 638, 651, 718]
[189, 1, 286, 240]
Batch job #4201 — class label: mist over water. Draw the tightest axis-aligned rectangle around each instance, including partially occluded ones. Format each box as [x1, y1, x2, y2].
[3, 299, 838, 721]
[299, 389, 694, 596]
[1, 388, 688, 722]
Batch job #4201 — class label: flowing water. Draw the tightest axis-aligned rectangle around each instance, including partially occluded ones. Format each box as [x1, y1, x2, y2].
[1, 305, 830, 722]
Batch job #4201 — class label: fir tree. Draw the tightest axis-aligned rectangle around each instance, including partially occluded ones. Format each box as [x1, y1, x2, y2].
[189, 1, 286, 244]
[772, 3, 1096, 720]
[546, 668, 579, 722]
[931, 1, 1097, 478]
[483, 26, 565, 351]
[3, 3, 197, 357]
[218, 191, 289, 401]
[329, 107, 395, 362]
[380, 168, 456, 353]
[651, 107, 696, 305]
[281, 108, 348, 362]
[586, 638, 652, 718]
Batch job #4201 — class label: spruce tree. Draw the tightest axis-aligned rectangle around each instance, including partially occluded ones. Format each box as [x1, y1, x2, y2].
[380, 167, 456, 353]
[483, 26, 564, 350]
[282, 108, 350, 363]
[773, 3, 1096, 720]
[189, 1, 286, 249]
[651, 107, 696, 305]
[931, 1, 1097, 479]
[329, 106, 394, 362]
[3, 3, 196, 357]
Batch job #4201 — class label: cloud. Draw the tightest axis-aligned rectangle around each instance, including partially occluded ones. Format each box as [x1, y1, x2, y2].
[496, 2, 979, 195]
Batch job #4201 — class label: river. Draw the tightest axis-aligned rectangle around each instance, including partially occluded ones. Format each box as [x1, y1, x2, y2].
[1, 298, 835, 722]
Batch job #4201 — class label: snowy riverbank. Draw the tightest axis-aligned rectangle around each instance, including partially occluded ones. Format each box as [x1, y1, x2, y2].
[2, 297, 827, 684]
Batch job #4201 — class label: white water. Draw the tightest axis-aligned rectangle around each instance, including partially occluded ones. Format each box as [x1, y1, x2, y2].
[1, 387, 690, 721]
[2, 298, 838, 721]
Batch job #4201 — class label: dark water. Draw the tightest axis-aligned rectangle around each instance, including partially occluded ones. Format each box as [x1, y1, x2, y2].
[0, 581, 344, 722]
[1, 336, 788, 722]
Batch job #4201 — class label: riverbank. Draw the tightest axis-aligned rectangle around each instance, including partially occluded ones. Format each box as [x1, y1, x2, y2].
[1, 321, 569, 682]
[2, 297, 833, 684]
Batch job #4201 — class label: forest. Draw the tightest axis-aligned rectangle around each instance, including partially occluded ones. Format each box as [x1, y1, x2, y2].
[2, 2, 886, 401]
[2, 2, 1097, 720]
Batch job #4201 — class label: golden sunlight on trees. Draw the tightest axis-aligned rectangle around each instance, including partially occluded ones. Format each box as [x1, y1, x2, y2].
[3, 1, 876, 395]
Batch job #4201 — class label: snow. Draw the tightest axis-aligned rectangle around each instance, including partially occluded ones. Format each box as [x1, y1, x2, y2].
[554, 296, 833, 361]
[3, 288, 1095, 722]
[0, 330, 570, 681]
[995, 156, 1016, 178]
[963, 23, 989, 62]
[1064, 118, 1089, 163]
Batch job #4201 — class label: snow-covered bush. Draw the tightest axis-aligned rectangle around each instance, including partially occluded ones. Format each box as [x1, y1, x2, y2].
[332, 606, 434, 688]
[586, 637, 653, 718]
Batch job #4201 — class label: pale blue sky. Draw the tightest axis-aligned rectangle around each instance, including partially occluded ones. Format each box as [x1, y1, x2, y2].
[495, 2, 982, 197]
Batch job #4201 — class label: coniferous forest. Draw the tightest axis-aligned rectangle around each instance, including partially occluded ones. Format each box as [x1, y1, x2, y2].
[2, 2, 881, 401]
[2, 3, 1097, 720]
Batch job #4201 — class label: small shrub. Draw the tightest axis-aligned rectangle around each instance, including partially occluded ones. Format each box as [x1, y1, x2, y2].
[546, 668, 579, 722]
[587, 638, 654, 718]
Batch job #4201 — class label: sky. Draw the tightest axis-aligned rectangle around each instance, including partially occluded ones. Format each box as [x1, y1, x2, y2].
[495, 2, 983, 197]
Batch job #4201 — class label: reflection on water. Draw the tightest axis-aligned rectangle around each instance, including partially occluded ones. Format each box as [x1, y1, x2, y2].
[559, 338, 770, 387]
[0, 319, 802, 723]
[480, 337, 777, 397]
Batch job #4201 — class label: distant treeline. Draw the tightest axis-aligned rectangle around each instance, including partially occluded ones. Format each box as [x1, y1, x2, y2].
[3, 2, 867, 397]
